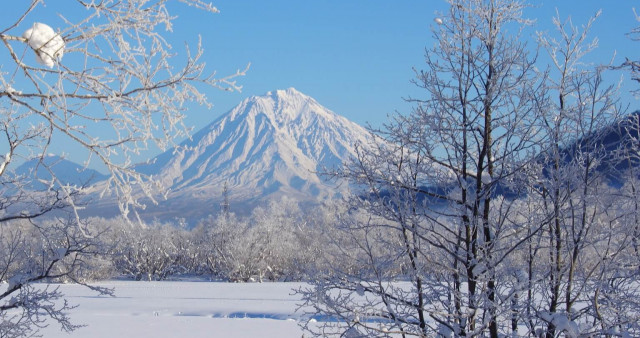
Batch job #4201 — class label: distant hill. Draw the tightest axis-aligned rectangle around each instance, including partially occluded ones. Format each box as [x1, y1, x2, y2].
[371, 110, 640, 204]
[14, 155, 108, 189]
[586, 111, 640, 184]
[544, 111, 640, 188]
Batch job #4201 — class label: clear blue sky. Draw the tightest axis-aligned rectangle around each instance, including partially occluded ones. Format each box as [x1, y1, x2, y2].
[174, 1, 639, 129]
[2, 1, 639, 167]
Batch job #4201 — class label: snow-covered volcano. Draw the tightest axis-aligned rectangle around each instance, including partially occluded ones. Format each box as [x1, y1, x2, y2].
[138, 88, 370, 215]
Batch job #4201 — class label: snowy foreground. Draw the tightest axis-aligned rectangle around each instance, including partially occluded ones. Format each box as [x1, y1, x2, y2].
[39, 281, 309, 338]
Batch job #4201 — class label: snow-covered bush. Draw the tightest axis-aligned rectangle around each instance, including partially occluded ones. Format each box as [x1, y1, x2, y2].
[110, 221, 189, 281]
[191, 198, 340, 282]
[192, 212, 249, 281]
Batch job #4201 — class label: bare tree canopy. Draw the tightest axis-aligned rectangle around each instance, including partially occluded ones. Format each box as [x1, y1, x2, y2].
[0, 1, 245, 336]
[299, 1, 640, 337]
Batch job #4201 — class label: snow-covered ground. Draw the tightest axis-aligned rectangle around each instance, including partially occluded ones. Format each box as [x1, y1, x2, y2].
[39, 281, 309, 338]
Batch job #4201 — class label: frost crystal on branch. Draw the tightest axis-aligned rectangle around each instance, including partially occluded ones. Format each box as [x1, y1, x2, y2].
[22, 22, 65, 67]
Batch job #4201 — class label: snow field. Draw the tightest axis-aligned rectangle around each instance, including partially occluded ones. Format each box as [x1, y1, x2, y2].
[38, 281, 309, 338]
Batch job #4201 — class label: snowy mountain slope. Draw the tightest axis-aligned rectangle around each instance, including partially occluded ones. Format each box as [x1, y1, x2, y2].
[137, 88, 370, 216]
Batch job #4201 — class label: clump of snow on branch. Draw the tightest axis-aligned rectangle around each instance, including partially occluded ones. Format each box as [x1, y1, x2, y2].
[540, 312, 580, 338]
[22, 22, 65, 67]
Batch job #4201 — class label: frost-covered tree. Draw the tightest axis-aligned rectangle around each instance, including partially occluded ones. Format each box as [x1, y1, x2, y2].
[521, 11, 635, 337]
[300, 2, 640, 337]
[110, 220, 188, 281]
[195, 197, 334, 282]
[300, 0, 544, 336]
[0, 0, 244, 336]
[195, 211, 251, 281]
[0, 217, 111, 337]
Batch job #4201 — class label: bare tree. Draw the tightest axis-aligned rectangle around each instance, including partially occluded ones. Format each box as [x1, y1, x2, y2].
[0, 217, 111, 338]
[0, 0, 244, 336]
[299, 0, 544, 336]
[299, 2, 640, 337]
[523, 11, 639, 337]
[0, 0, 246, 220]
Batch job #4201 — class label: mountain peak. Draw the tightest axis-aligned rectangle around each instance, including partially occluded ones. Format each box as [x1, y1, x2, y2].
[233, 88, 325, 123]
[136, 88, 371, 219]
[267, 87, 303, 98]
[259, 87, 310, 104]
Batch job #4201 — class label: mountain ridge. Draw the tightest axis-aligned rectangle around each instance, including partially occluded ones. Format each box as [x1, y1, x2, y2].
[15, 155, 108, 189]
